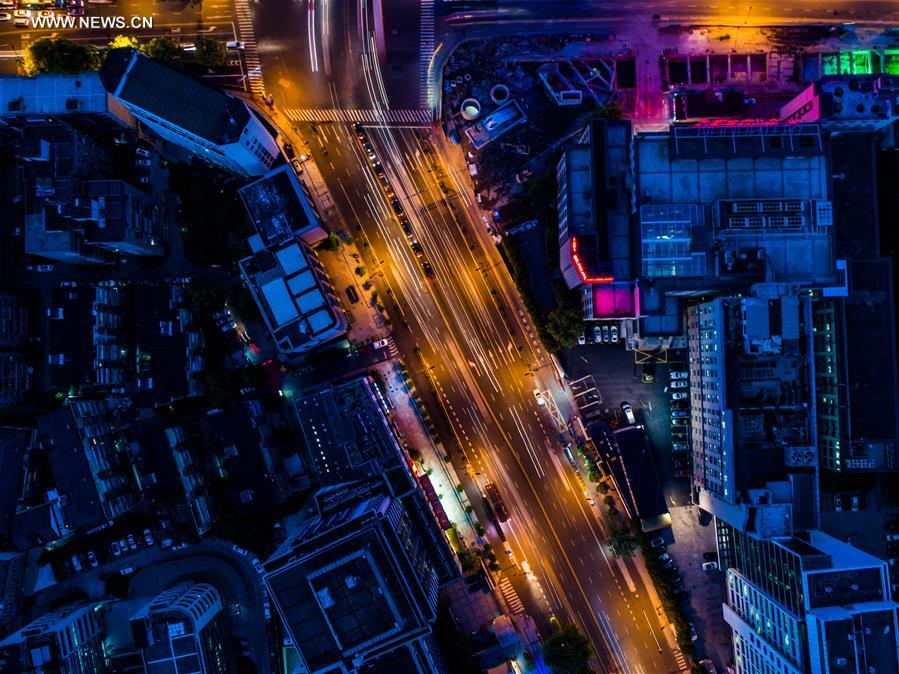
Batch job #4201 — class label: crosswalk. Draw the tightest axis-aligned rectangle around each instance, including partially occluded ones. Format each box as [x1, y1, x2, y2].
[419, 0, 435, 109]
[673, 649, 689, 672]
[497, 576, 525, 615]
[282, 108, 433, 125]
[234, 0, 264, 95]
[386, 338, 400, 358]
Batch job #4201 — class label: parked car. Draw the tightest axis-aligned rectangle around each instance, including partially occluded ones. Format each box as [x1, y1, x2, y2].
[353, 122, 366, 140]
[671, 418, 688, 427]
[851, 495, 860, 511]
[670, 380, 688, 389]
[610, 324, 618, 342]
[688, 622, 698, 642]
[110, 541, 121, 556]
[602, 325, 610, 342]
[621, 402, 636, 425]
[70, 554, 82, 572]
[282, 142, 295, 159]
[13, 16, 28, 26]
[833, 494, 843, 512]
[578, 333, 586, 345]
[410, 240, 424, 258]
[252, 558, 264, 574]
[263, 601, 271, 620]
[119, 565, 135, 575]
[143, 529, 154, 546]
[670, 371, 688, 380]
[650, 537, 665, 549]
[118, 538, 128, 552]
[36, 264, 54, 272]
[671, 410, 688, 418]
[533, 389, 545, 406]
[126, 533, 137, 549]
[672, 391, 688, 400]
[86, 550, 98, 568]
[226, 40, 246, 50]
[658, 552, 671, 562]
[0, 12, 11, 21]
[702, 561, 719, 571]
[345, 285, 359, 304]
[593, 326, 601, 343]
[672, 443, 689, 452]
[160, 538, 174, 549]
[135, 147, 151, 158]
[135, 157, 151, 167]
[232, 544, 249, 556]
[291, 158, 303, 174]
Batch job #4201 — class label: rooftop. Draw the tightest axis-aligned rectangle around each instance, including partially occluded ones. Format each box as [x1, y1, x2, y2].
[239, 165, 322, 247]
[0, 73, 109, 117]
[101, 48, 249, 145]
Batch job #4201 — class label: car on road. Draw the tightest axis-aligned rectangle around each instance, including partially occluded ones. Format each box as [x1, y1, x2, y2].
[12, 15, 27, 25]
[36, 264, 54, 272]
[533, 389, 545, 406]
[345, 285, 359, 304]
[702, 561, 719, 571]
[410, 240, 424, 258]
[671, 391, 688, 400]
[0, 12, 11, 20]
[621, 402, 636, 425]
[670, 380, 688, 389]
[66, 1, 84, 14]
[353, 123, 366, 140]
[372, 338, 390, 350]
[225, 40, 246, 50]
[833, 494, 843, 511]
[13, 9, 30, 17]
[232, 544, 249, 556]
[670, 370, 688, 380]
[135, 157, 151, 167]
[119, 565, 135, 575]
[252, 558, 264, 574]
[602, 325, 610, 342]
[37, 9, 53, 16]
[282, 142, 295, 159]
[658, 552, 671, 562]
[593, 326, 601, 343]
[390, 198, 403, 216]
[263, 601, 271, 620]
[650, 536, 665, 549]
[143, 529, 154, 546]
[290, 158, 303, 174]
[400, 218, 413, 237]
[421, 260, 434, 279]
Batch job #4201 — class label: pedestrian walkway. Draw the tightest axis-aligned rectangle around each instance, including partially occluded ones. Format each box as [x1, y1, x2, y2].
[233, 0, 264, 95]
[283, 108, 432, 125]
[419, 0, 435, 108]
[498, 575, 525, 615]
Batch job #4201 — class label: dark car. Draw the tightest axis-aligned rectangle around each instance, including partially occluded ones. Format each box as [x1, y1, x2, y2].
[353, 122, 366, 140]
[390, 199, 403, 216]
[283, 143, 295, 159]
[484, 482, 509, 522]
[400, 218, 413, 238]
[421, 261, 434, 279]
[345, 286, 359, 304]
[410, 241, 424, 258]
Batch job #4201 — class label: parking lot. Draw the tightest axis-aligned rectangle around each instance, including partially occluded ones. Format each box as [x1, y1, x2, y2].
[560, 341, 692, 508]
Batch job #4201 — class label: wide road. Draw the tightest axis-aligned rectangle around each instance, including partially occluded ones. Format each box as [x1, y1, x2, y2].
[251, 1, 899, 672]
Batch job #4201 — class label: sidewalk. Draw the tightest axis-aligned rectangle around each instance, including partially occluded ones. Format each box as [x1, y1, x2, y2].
[373, 360, 480, 548]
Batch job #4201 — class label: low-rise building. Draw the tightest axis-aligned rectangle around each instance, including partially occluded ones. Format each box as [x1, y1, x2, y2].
[0, 293, 32, 408]
[100, 48, 280, 178]
[130, 583, 233, 674]
[38, 397, 140, 533]
[779, 74, 899, 134]
[0, 602, 109, 674]
[239, 239, 346, 357]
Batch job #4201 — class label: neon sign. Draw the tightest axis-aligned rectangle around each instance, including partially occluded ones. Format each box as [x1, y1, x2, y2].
[571, 237, 614, 283]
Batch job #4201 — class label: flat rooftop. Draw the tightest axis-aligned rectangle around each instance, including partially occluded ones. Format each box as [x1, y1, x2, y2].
[0, 73, 108, 117]
[238, 165, 321, 246]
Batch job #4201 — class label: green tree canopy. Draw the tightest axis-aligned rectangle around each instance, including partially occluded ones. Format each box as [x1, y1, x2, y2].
[24, 38, 100, 76]
[144, 36, 180, 63]
[608, 519, 638, 558]
[195, 36, 227, 67]
[543, 621, 594, 674]
[108, 35, 140, 50]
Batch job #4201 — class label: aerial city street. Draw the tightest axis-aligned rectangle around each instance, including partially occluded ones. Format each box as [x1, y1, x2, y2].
[2, 1, 899, 674]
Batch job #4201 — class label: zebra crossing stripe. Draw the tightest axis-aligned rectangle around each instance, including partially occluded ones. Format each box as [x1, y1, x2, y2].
[418, 0, 435, 108]
[282, 108, 432, 125]
[234, 0, 265, 94]
[498, 577, 525, 614]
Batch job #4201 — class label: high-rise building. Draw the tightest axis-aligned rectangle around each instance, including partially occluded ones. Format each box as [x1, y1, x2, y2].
[688, 291, 819, 537]
[721, 527, 899, 674]
[263, 486, 457, 674]
[129, 583, 233, 674]
[0, 602, 108, 674]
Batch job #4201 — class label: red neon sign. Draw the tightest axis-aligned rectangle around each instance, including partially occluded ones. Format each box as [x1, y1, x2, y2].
[571, 237, 614, 284]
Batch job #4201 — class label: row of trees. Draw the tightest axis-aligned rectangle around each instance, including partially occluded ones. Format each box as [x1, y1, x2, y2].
[23, 34, 227, 77]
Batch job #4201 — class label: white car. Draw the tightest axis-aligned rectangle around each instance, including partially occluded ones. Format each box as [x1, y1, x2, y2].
[610, 325, 619, 342]
[0, 12, 11, 21]
[13, 15, 28, 26]
[372, 338, 390, 350]
[593, 325, 601, 343]
[143, 529, 154, 546]
[232, 544, 248, 556]
[672, 392, 688, 400]
[226, 40, 245, 50]
[702, 561, 719, 571]
[13, 9, 31, 17]
[37, 9, 53, 17]
[670, 380, 688, 389]
[670, 371, 688, 380]
[577, 333, 585, 345]
[621, 402, 636, 425]
[533, 389, 545, 406]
